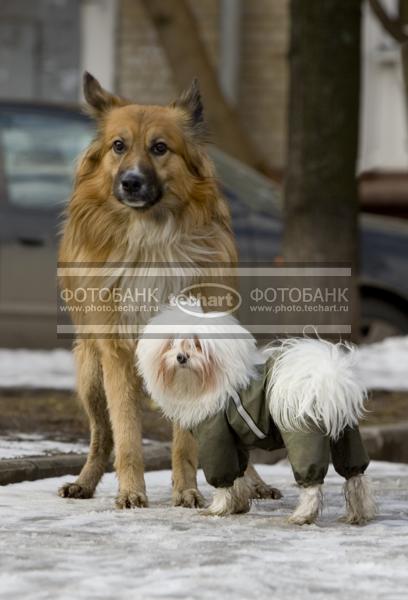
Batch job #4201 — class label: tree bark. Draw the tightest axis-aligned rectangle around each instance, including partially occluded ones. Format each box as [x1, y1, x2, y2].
[283, 0, 362, 339]
[140, 0, 264, 171]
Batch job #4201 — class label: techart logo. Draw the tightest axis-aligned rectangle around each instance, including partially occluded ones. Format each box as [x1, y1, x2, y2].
[170, 284, 242, 318]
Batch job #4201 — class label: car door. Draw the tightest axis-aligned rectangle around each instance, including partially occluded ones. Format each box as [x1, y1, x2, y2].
[0, 104, 94, 348]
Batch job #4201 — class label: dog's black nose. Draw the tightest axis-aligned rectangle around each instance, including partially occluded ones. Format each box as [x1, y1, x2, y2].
[121, 173, 145, 194]
[177, 353, 188, 365]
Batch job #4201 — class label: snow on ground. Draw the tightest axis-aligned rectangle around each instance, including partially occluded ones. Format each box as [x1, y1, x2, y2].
[0, 462, 407, 600]
[0, 348, 75, 390]
[0, 437, 160, 461]
[0, 336, 408, 391]
[0, 433, 88, 460]
[354, 336, 408, 391]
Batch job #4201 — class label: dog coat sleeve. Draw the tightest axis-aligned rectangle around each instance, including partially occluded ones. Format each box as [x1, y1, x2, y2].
[330, 426, 369, 479]
[192, 412, 249, 488]
[280, 429, 331, 487]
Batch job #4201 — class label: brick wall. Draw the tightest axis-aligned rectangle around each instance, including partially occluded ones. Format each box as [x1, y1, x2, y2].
[116, 0, 288, 170]
[116, 0, 175, 104]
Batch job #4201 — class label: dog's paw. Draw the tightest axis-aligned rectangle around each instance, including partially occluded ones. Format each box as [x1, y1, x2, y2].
[199, 502, 248, 517]
[199, 507, 224, 517]
[250, 483, 283, 500]
[199, 502, 231, 517]
[200, 485, 251, 517]
[58, 482, 94, 499]
[338, 513, 371, 526]
[172, 488, 205, 508]
[115, 491, 149, 509]
[288, 513, 316, 526]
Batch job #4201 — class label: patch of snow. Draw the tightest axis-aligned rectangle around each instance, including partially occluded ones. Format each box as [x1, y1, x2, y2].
[0, 436, 156, 461]
[0, 337, 407, 391]
[0, 434, 88, 460]
[355, 336, 408, 391]
[0, 348, 75, 390]
[0, 462, 407, 599]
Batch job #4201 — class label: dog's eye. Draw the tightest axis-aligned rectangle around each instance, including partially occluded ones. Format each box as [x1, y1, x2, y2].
[112, 140, 126, 154]
[151, 142, 168, 156]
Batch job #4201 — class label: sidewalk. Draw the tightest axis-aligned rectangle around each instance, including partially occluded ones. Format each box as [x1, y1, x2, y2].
[0, 461, 407, 600]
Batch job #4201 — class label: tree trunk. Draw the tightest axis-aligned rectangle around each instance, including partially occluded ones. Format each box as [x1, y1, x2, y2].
[283, 0, 362, 340]
[140, 0, 264, 171]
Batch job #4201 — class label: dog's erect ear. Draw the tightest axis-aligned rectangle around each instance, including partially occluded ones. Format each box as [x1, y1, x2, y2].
[83, 72, 124, 118]
[175, 79, 204, 125]
[173, 79, 207, 141]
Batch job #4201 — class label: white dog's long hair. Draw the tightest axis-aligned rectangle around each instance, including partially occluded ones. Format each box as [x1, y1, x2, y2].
[265, 337, 367, 439]
[137, 305, 366, 437]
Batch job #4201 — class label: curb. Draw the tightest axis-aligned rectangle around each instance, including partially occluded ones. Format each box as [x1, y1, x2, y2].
[2, 422, 408, 486]
[361, 421, 408, 463]
[0, 441, 171, 486]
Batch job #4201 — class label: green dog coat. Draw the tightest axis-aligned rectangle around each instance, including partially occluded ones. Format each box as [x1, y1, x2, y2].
[191, 363, 369, 489]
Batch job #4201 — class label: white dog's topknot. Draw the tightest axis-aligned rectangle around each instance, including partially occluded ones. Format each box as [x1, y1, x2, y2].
[265, 338, 367, 440]
[139, 302, 238, 336]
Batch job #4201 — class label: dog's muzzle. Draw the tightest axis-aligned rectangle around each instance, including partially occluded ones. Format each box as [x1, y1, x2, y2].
[114, 169, 162, 210]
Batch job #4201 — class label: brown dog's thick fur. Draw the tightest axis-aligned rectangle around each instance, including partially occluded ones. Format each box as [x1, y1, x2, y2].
[58, 73, 272, 509]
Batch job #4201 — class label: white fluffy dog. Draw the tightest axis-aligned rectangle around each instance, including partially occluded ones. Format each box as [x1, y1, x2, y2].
[137, 306, 376, 525]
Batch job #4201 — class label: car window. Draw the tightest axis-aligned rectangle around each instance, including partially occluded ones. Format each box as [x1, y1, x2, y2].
[0, 109, 94, 211]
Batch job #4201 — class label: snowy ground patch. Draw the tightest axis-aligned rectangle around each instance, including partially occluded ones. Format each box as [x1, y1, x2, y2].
[354, 336, 408, 391]
[0, 436, 159, 460]
[0, 462, 407, 599]
[0, 433, 88, 460]
[0, 348, 75, 390]
[0, 337, 407, 391]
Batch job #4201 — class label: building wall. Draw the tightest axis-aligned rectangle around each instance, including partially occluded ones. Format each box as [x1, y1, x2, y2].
[359, 0, 408, 172]
[2, 0, 407, 174]
[116, 0, 175, 105]
[0, 0, 80, 102]
[116, 0, 289, 170]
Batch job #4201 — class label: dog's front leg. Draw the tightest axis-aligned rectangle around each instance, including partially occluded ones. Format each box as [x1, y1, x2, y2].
[58, 341, 112, 500]
[288, 485, 323, 525]
[101, 346, 147, 509]
[172, 425, 205, 508]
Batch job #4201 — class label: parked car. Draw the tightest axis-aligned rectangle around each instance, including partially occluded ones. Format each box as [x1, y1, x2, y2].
[0, 101, 407, 347]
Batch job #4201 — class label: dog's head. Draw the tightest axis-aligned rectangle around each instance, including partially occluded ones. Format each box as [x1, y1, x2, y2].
[152, 334, 218, 395]
[136, 306, 262, 428]
[80, 72, 211, 214]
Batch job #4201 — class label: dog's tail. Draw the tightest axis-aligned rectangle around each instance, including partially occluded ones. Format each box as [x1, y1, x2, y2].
[265, 338, 367, 439]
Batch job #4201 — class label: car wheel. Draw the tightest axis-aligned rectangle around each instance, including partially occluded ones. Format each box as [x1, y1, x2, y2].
[360, 297, 408, 344]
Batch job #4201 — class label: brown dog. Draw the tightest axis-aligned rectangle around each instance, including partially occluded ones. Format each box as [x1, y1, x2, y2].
[58, 72, 277, 509]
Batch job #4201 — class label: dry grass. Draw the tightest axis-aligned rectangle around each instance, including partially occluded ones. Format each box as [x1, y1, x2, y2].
[0, 389, 406, 444]
[0, 389, 172, 443]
